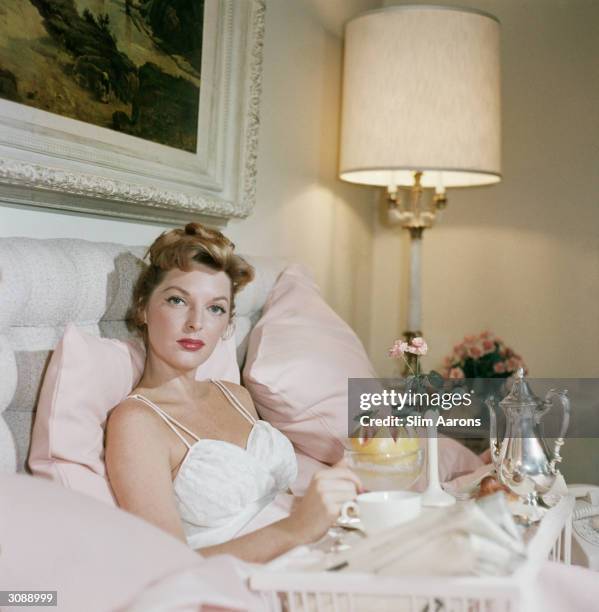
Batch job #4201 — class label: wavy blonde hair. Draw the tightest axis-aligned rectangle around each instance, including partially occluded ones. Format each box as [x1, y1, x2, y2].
[130, 222, 254, 340]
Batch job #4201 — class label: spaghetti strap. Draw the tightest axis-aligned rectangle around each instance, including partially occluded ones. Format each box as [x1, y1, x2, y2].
[210, 379, 257, 425]
[127, 394, 200, 449]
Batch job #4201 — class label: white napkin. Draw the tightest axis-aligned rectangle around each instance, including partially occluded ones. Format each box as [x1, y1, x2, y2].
[308, 494, 526, 577]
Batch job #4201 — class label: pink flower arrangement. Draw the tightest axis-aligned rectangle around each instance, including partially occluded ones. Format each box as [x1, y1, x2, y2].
[441, 331, 527, 379]
[389, 336, 428, 358]
[389, 336, 429, 375]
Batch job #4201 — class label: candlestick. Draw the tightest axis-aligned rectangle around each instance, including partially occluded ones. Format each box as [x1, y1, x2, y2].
[421, 409, 456, 507]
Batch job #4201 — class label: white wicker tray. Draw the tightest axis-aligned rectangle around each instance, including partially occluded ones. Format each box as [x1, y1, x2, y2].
[250, 495, 574, 612]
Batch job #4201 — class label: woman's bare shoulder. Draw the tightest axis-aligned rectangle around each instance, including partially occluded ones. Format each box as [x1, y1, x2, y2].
[105, 397, 171, 477]
[106, 396, 164, 438]
[216, 381, 259, 419]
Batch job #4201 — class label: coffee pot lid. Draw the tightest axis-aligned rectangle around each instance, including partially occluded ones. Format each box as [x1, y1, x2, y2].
[499, 368, 539, 407]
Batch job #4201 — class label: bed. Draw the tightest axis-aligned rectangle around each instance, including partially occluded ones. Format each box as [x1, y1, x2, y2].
[1, 236, 595, 612]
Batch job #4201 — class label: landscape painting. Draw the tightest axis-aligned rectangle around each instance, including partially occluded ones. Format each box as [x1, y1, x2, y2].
[0, 0, 204, 153]
[0, 0, 264, 224]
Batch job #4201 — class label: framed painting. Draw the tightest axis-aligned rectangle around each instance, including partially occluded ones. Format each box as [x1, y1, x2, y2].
[0, 0, 265, 224]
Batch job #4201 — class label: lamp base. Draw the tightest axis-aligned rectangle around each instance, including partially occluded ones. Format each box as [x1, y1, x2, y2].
[421, 413, 457, 508]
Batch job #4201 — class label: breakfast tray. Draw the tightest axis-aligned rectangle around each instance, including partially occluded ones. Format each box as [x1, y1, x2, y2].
[249, 495, 574, 612]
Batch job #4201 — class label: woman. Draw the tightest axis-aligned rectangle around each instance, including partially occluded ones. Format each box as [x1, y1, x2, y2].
[105, 222, 362, 563]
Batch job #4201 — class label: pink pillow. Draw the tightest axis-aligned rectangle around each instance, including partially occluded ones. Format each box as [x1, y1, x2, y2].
[243, 265, 378, 464]
[29, 323, 239, 505]
[0, 472, 263, 612]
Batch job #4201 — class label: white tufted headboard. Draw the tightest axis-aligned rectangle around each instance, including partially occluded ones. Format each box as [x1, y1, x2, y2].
[0, 237, 289, 474]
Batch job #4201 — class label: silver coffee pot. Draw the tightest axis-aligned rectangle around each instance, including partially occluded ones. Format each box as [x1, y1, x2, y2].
[485, 369, 570, 509]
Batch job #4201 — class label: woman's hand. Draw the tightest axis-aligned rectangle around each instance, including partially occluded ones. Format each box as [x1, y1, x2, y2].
[285, 459, 363, 544]
[197, 460, 363, 563]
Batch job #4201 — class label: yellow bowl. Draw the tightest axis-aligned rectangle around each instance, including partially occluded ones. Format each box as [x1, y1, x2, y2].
[344, 446, 424, 492]
[348, 432, 421, 459]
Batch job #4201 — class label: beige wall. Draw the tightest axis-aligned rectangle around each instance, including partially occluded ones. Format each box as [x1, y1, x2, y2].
[226, 0, 379, 343]
[0, 0, 379, 346]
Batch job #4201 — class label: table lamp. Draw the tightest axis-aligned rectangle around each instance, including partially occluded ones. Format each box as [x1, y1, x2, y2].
[339, 4, 502, 357]
[339, 5, 501, 507]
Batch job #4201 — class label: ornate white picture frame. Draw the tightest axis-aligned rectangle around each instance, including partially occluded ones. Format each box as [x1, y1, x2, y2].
[0, 0, 265, 224]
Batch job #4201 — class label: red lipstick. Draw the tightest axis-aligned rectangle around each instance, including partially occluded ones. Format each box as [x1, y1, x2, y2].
[177, 339, 205, 351]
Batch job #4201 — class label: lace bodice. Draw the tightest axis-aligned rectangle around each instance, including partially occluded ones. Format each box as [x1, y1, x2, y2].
[127, 379, 298, 548]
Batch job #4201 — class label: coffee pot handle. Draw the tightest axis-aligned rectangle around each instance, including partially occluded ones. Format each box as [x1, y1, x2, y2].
[545, 389, 571, 473]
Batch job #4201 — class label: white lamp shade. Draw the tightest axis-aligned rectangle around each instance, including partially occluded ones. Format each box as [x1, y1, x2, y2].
[339, 5, 501, 188]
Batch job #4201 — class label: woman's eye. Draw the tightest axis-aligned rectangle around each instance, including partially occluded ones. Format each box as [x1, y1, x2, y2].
[209, 304, 227, 315]
[167, 296, 186, 306]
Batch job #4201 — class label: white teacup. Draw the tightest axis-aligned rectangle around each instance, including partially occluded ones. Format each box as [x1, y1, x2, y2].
[340, 491, 422, 534]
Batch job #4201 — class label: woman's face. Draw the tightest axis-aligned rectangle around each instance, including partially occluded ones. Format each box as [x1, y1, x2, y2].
[143, 263, 232, 371]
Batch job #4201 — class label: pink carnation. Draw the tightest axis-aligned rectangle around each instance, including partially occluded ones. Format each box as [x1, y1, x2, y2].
[481, 339, 495, 354]
[493, 361, 507, 374]
[388, 339, 409, 358]
[408, 337, 428, 355]
[468, 346, 482, 358]
[449, 367, 465, 379]
[453, 342, 467, 358]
